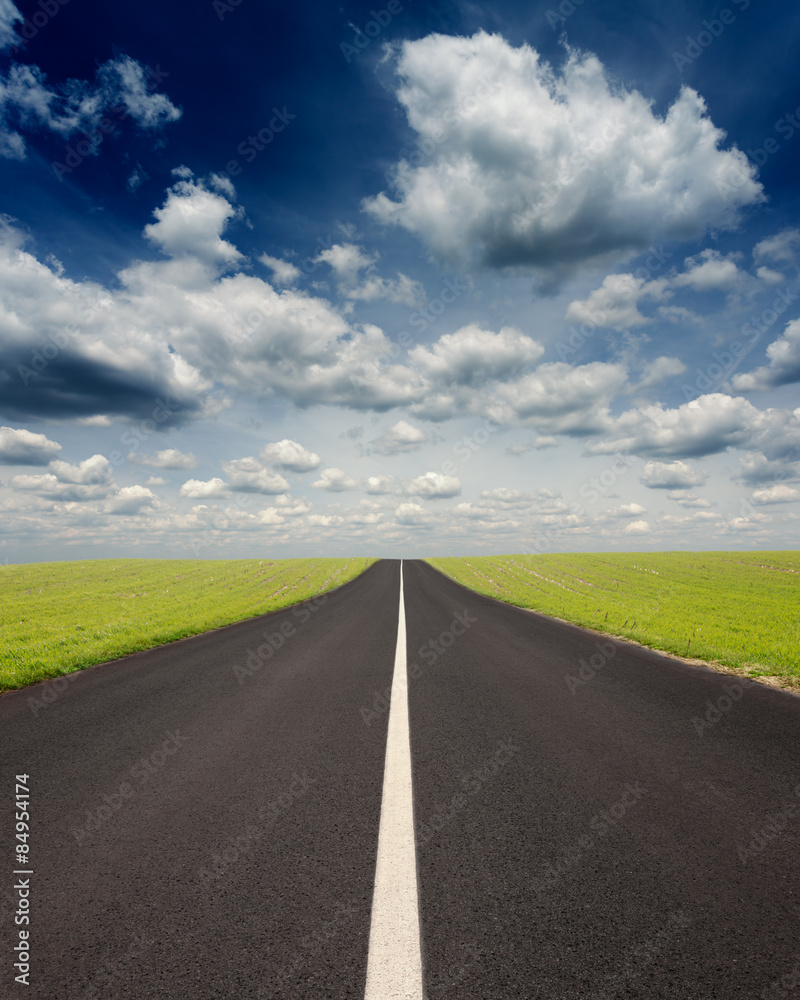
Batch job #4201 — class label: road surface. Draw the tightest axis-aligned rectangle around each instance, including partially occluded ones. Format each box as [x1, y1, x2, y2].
[2, 558, 799, 998]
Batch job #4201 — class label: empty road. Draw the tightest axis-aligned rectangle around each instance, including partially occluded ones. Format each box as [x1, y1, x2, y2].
[2, 558, 799, 998]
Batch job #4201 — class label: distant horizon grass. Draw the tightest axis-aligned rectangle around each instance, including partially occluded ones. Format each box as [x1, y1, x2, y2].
[0, 557, 377, 691]
[427, 552, 800, 689]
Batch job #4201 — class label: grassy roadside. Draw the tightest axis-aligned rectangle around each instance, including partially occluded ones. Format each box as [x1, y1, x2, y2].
[0, 557, 378, 691]
[427, 552, 800, 690]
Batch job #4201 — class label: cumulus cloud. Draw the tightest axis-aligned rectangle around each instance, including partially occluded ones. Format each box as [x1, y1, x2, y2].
[258, 254, 301, 287]
[127, 448, 197, 470]
[610, 502, 647, 517]
[731, 318, 800, 391]
[409, 324, 543, 385]
[314, 243, 422, 305]
[566, 274, 669, 330]
[737, 451, 800, 486]
[753, 229, 800, 265]
[0, 1, 21, 51]
[0, 426, 61, 465]
[368, 420, 428, 455]
[363, 474, 402, 495]
[672, 250, 743, 292]
[311, 467, 358, 492]
[623, 519, 650, 534]
[394, 501, 435, 525]
[104, 485, 157, 515]
[750, 484, 800, 505]
[221, 457, 289, 494]
[144, 169, 243, 268]
[640, 460, 707, 489]
[179, 477, 228, 498]
[407, 471, 462, 498]
[259, 439, 321, 472]
[492, 361, 626, 433]
[364, 32, 762, 285]
[0, 54, 181, 161]
[586, 393, 774, 459]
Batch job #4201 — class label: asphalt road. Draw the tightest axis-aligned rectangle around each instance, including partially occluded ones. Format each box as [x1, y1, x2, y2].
[2, 558, 800, 999]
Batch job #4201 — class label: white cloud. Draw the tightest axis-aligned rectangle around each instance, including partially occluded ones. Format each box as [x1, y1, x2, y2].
[259, 439, 321, 472]
[365, 32, 762, 285]
[314, 243, 422, 305]
[363, 474, 402, 495]
[667, 491, 713, 508]
[0, 426, 61, 465]
[259, 254, 301, 287]
[506, 436, 556, 454]
[753, 229, 800, 264]
[751, 484, 800, 505]
[144, 169, 242, 268]
[640, 460, 707, 489]
[756, 266, 784, 285]
[672, 249, 742, 292]
[566, 273, 668, 330]
[221, 457, 289, 494]
[624, 519, 650, 534]
[110, 56, 182, 129]
[737, 451, 800, 486]
[610, 502, 647, 517]
[0, 55, 181, 160]
[104, 485, 157, 515]
[0, 1, 21, 51]
[634, 356, 687, 390]
[127, 448, 197, 470]
[311, 467, 358, 492]
[493, 361, 626, 433]
[409, 324, 543, 385]
[49, 454, 112, 485]
[394, 501, 435, 525]
[368, 420, 427, 455]
[586, 394, 770, 459]
[179, 477, 228, 498]
[407, 471, 462, 498]
[731, 318, 800, 391]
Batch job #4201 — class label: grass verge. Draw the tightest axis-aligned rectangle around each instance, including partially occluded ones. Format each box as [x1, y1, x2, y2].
[0, 557, 377, 691]
[427, 552, 800, 690]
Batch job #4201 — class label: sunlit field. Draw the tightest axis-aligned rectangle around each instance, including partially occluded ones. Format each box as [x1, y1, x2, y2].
[0, 557, 377, 691]
[428, 552, 800, 688]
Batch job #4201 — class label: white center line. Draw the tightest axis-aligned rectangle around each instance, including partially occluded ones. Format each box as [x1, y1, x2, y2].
[364, 559, 423, 1000]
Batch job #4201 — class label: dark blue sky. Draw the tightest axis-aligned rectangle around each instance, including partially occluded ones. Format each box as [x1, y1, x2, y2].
[1, 0, 799, 559]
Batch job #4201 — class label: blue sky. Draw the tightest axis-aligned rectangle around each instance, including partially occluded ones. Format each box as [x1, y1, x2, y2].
[1, 0, 799, 560]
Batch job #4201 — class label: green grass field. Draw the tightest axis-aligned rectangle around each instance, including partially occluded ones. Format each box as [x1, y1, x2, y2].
[427, 552, 800, 688]
[0, 557, 377, 691]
